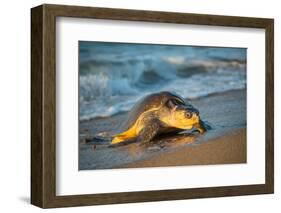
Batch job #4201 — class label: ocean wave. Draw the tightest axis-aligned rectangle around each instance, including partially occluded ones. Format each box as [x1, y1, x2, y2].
[79, 43, 246, 120]
[79, 60, 246, 120]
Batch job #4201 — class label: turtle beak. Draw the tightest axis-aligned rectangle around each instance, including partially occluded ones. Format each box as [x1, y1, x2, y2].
[193, 119, 211, 133]
[196, 124, 206, 133]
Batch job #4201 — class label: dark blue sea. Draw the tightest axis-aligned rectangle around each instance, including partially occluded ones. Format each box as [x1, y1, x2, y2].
[79, 41, 246, 120]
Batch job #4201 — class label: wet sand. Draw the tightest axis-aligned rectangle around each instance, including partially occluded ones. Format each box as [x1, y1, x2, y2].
[121, 128, 246, 168]
[79, 89, 246, 170]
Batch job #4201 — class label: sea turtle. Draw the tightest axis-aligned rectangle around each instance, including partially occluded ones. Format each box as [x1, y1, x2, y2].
[111, 91, 209, 145]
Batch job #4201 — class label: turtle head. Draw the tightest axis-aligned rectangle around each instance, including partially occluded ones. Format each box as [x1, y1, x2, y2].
[160, 96, 201, 130]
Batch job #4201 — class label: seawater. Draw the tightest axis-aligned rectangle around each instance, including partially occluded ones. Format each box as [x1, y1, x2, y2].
[79, 41, 246, 120]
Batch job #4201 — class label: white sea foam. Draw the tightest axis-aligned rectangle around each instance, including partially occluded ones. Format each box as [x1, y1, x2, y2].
[79, 42, 246, 120]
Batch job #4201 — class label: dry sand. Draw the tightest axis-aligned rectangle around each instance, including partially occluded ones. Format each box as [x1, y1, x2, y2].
[79, 89, 246, 170]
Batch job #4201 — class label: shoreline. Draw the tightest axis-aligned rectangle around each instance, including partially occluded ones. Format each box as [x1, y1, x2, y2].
[79, 89, 246, 170]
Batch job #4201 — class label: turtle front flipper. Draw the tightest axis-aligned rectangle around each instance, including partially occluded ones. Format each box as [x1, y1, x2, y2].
[193, 119, 211, 133]
[136, 119, 160, 144]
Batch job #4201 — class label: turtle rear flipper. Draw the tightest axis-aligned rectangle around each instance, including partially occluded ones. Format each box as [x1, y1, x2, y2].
[83, 131, 113, 144]
[85, 134, 112, 145]
[108, 138, 137, 148]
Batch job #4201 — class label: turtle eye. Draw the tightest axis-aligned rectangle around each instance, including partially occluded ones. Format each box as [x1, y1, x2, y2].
[185, 111, 192, 119]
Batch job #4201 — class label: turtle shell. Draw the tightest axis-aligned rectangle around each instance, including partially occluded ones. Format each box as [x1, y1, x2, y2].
[116, 91, 186, 133]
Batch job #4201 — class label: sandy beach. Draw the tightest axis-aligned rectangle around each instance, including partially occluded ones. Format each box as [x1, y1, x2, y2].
[79, 89, 246, 170]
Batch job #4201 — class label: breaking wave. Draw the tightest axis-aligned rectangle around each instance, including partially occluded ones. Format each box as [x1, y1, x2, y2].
[79, 42, 246, 120]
